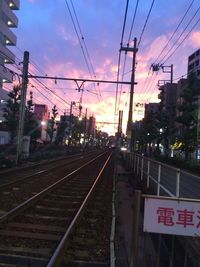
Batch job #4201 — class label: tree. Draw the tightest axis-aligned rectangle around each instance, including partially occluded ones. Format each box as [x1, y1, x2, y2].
[3, 86, 41, 145]
[137, 111, 158, 154]
[46, 105, 58, 143]
[176, 73, 200, 160]
[24, 91, 41, 141]
[71, 118, 84, 145]
[3, 85, 20, 144]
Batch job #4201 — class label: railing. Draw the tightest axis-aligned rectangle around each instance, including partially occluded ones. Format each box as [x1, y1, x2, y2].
[123, 152, 200, 198]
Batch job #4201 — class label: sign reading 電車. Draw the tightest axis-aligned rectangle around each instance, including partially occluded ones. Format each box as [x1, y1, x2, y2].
[143, 197, 200, 237]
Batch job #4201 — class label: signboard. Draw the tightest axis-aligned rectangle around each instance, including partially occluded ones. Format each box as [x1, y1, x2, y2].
[144, 197, 200, 237]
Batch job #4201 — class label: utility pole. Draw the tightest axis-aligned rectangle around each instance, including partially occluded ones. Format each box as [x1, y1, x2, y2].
[120, 38, 138, 152]
[197, 95, 200, 160]
[16, 51, 29, 165]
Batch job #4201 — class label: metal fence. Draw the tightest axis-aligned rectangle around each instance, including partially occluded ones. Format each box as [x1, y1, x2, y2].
[123, 152, 200, 198]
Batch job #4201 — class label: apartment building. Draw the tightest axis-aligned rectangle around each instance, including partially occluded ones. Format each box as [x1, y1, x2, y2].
[0, 0, 20, 88]
[188, 48, 200, 78]
[33, 104, 50, 141]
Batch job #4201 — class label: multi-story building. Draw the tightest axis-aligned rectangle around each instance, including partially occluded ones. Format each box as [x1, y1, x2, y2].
[33, 104, 50, 141]
[144, 103, 159, 118]
[0, 0, 20, 88]
[88, 116, 96, 137]
[0, 88, 10, 144]
[188, 49, 200, 78]
[188, 49, 200, 159]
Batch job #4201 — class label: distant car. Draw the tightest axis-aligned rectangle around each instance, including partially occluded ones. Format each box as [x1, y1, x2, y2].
[120, 147, 127, 151]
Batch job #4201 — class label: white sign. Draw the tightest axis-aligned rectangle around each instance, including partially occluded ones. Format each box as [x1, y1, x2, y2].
[144, 197, 200, 237]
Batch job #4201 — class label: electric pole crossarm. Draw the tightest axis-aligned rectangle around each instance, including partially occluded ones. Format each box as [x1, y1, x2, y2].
[27, 75, 137, 85]
[120, 46, 138, 53]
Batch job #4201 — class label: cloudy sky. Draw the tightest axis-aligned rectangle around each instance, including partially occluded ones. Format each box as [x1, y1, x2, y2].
[8, 0, 200, 134]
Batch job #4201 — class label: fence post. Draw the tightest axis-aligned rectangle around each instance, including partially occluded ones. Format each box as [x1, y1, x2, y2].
[137, 155, 140, 176]
[134, 154, 137, 173]
[147, 160, 150, 188]
[176, 169, 180, 198]
[141, 157, 144, 180]
[157, 164, 161, 196]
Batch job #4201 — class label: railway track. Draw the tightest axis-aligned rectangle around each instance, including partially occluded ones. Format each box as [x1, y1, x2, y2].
[0, 150, 103, 185]
[0, 150, 107, 214]
[0, 150, 114, 266]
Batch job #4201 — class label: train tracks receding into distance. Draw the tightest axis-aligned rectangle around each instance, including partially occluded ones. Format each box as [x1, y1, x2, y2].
[0, 149, 115, 267]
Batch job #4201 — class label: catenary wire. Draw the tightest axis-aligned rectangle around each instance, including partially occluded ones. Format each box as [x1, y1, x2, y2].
[159, 4, 200, 64]
[153, 0, 194, 64]
[137, 0, 156, 48]
[64, 0, 101, 101]
[163, 16, 200, 64]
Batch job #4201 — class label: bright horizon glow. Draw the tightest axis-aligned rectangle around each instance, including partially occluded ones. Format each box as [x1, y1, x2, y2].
[4, 0, 200, 135]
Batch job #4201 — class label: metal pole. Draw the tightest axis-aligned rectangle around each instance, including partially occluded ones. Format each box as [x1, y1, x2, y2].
[170, 64, 173, 83]
[197, 95, 200, 161]
[130, 190, 141, 267]
[16, 51, 29, 165]
[176, 169, 180, 197]
[157, 164, 161, 196]
[141, 157, 144, 180]
[147, 160, 150, 188]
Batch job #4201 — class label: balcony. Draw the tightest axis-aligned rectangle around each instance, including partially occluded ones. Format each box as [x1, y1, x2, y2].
[0, 22, 17, 46]
[2, 1, 19, 27]
[9, 0, 20, 10]
[0, 65, 13, 83]
[0, 43, 15, 63]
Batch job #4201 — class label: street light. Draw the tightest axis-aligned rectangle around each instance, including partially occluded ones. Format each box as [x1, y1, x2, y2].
[41, 121, 46, 126]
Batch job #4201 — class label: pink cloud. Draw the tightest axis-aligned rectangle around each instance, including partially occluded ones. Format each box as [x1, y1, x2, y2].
[189, 31, 200, 48]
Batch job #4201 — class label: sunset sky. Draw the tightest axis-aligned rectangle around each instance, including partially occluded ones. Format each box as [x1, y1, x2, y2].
[7, 0, 200, 135]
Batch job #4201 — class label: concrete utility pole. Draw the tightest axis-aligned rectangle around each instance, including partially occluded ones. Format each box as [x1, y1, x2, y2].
[197, 95, 200, 160]
[120, 38, 138, 152]
[16, 51, 29, 165]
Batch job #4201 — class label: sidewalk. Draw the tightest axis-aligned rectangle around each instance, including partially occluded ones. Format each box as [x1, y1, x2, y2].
[114, 155, 157, 267]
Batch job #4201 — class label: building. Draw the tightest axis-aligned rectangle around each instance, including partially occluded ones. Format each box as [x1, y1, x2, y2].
[144, 103, 159, 118]
[134, 102, 145, 121]
[33, 104, 50, 121]
[33, 104, 50, 141]
[188, 49, 200, 78]
[187, 49, 200, 159]
[88, 116, 96, 137]
[0, 88, 10, 144]
[0, 0, 20, 88]
[0, 88, 8, 122]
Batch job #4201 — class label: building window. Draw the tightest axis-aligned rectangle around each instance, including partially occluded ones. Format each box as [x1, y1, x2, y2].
[188, 63, 194, 71]
[0, 136, 5, 145]
[189, 54, 195, 61]
[195, 60, 199, 66]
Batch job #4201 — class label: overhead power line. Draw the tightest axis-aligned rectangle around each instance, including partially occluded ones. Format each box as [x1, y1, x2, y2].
[163, 15, 200, 64]
[137, 0, 156, 48]
[64, 0, 101, 101]
[160, 4, 200, 64]
[114, 0, 130, 117]
[128, 0, 139, 44]
[154, 0, 194, 64]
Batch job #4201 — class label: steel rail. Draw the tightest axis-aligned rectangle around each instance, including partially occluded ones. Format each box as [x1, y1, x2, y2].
[46, 152, 112, 267]
[0, 151, 110, 224]
[0, 151, 100, 189]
